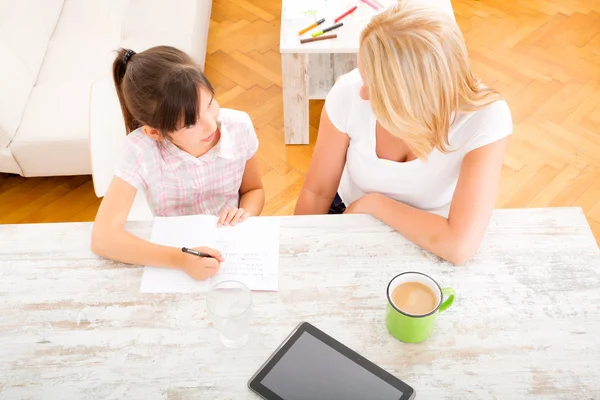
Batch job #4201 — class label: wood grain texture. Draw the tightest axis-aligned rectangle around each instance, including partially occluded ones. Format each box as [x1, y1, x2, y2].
[281, 53, 309, 144]
[307, 53, 357, 100]
[1, 208, 599, 399]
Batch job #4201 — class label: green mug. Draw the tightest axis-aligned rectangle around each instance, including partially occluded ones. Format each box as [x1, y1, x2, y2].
[386, 272, 455, 343]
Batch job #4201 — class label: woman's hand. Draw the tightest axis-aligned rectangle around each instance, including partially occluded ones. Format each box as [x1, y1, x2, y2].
[343, 193, 381, 215]
[217, 207, 251, 227]
[177, 246, 223, 281]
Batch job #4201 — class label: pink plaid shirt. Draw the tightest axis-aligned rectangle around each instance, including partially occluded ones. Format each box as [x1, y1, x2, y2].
[114, 109, 259, 217]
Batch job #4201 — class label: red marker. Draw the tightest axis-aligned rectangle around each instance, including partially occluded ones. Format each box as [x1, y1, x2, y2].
[334, 6, 358, 23]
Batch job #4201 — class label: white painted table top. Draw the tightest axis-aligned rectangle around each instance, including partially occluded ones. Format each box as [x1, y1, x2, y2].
[1, 208, 599, 399]
[280, 0, 456, 53]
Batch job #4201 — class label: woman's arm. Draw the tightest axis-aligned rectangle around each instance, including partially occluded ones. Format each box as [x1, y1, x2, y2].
[347, 138, 509, 265]
[91, 177, 222, 277]
[294, 108, 350, 215]
[239, 153, 265, 216]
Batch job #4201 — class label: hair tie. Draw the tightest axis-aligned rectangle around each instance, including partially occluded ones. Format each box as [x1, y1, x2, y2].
[123, 50, 136, 65]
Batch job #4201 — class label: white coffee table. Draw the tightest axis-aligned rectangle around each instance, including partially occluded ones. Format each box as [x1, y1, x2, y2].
[279, 0, 456, 144]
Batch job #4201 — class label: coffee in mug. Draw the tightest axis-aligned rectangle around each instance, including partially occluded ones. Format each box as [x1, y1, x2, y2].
[391, 281, 437, 315]
[386, 272, 455, 343]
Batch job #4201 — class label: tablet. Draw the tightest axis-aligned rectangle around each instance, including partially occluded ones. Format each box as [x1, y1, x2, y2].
[248, 322, 415, 400]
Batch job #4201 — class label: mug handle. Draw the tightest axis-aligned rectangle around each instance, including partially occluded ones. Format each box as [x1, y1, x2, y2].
[439, 288, 455, 312]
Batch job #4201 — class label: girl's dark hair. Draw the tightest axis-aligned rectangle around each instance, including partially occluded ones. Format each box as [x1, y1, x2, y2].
[112, 46, 214, 135]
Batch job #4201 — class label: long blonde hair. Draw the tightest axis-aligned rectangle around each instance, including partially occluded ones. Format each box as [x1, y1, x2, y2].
[358, 1, 502, 159]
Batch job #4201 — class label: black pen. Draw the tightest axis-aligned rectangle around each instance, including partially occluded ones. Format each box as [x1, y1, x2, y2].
[182, 247, 214, 258]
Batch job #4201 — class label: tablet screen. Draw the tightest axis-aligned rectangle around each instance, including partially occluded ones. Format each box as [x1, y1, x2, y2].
[260, 331, 404, 400]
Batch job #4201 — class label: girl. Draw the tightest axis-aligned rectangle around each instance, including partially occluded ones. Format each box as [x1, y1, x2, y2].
[295, 2, 513, 265]
[91, 46, 264, 281]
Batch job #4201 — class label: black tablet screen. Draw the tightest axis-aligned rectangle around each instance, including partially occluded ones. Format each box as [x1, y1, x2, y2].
[260, 332, 404, 400]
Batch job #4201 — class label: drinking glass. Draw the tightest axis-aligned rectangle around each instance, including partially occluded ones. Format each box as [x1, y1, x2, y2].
[206, 280, 252, 348]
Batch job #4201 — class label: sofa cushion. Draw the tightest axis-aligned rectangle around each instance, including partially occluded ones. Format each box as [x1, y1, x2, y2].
[10, 134, 92, 177]
[10, 80, 92, 176]
[36, 0, 127, 84]
[0, 44, 32, 149]
[0, 147, 23, 175]
[121, 0, 207, 65]
[13, 81, 91, 144]
[11, 80, 92, 176]
[36, 36, 119, 84]
[37, 0, 211, 86]
[0, 0, 64, 146]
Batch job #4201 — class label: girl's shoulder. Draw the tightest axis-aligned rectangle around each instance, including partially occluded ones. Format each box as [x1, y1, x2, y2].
[120, 128, 161, 163]
[115, 128, 158, 189]
[219, 108, 252, 126]
[219, 108, 255, 140]
[125, 128, 156, 149]
[218, 108, 258, 160]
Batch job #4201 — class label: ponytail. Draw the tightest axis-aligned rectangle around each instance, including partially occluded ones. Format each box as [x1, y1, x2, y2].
[112, 48, 139, 134]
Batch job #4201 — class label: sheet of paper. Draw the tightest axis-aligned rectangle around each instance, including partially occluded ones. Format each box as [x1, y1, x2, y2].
[210, 218, 279, 291]
[140, 215, 280, 293]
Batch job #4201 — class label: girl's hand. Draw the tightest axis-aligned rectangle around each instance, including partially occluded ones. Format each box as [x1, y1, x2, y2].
[178, 246, 223, 281]
[217, 208, 251, 227]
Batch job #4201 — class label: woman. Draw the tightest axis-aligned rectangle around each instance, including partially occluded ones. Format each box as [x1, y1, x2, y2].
[295, 2, 512, 265]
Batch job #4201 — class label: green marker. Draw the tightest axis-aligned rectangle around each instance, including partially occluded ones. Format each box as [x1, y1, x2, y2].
[312, 22, 343, 38]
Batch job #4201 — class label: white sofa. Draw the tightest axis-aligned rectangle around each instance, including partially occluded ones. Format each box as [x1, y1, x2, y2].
[0, 0, 212, 177]
[90, 75, 154, 220]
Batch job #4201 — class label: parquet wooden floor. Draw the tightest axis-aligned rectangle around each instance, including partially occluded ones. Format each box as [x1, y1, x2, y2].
[1, 0, 599, 245]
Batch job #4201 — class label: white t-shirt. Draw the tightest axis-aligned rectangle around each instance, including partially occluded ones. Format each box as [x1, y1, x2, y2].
[326, 69, 513, 218]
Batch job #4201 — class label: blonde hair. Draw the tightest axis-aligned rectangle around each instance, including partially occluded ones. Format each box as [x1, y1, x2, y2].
[358, 1, 502, 159]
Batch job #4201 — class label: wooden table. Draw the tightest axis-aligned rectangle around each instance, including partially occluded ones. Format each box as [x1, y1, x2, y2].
[279, 0, 455, 144]
[1, 208, 599, 399]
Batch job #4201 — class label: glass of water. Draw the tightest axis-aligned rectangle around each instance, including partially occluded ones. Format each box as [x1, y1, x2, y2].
[206, 280, 252, 348]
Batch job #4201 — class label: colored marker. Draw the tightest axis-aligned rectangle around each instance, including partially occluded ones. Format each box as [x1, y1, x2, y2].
[361, 0, 379, 11]
[312, 22, 343, 38]
[334, 6, 357, 23]
[300, 34, 338, 44]
[372, 0, 384, 7]
[298, 18, 325, 35]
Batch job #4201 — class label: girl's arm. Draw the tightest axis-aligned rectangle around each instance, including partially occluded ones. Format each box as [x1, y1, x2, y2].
[238, 153, 265, 216]
[91, 177, 222, 279]
[346, 138, 509, 265]
[295, 108, 349, 215]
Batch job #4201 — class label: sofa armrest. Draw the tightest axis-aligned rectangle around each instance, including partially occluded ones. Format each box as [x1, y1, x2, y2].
[89, 77, 153, 221]
[89, 77, 126, 198]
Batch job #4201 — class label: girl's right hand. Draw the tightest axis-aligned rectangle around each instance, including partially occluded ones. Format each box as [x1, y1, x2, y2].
[177, 246, 224, 281]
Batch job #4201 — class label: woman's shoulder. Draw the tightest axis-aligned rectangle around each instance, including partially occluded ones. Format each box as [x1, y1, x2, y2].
[462, 99, 512, 135]
[328, 68, 363, 99]
[451, 99, 513, 152]
[335, 68, 363, 87]
[472, 99, 512, 123]
[325, 69, 366, 133]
